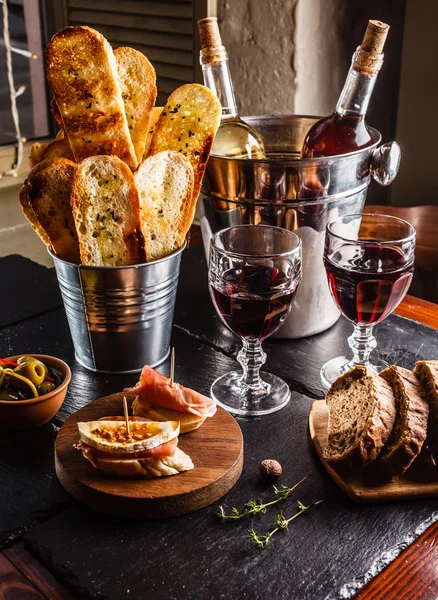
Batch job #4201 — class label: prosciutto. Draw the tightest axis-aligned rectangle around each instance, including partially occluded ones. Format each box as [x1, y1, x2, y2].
[125, 365, 217, 418]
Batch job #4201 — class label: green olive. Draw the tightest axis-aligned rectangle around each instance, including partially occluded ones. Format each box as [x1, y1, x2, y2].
[4, 368, 39, 398]
[0, 367, 4, 388]
[37, 381, 56, 395]
[14, 360, 45, 387]
[0, 389, 19, 401]
[17, 356, 49, 375]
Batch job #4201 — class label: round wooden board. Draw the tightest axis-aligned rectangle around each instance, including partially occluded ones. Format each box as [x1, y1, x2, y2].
[55, 394, 243, 519]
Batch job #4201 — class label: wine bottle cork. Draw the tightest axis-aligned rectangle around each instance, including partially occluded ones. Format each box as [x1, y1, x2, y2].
[198, 17, 228, 65]
[354, 20, 389, 77]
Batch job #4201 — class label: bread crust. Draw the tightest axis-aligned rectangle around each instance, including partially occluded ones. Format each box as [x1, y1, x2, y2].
[46, 26, 138, 170]
[414, 360, 438, 465]
[379, 366, 429, 475]
[19, 157, 80, 263]
[41, 138, 74, 162]
[114, 47, 157, 164]
[70, 155, 146, 266]
[149, 84, 221, 206]
[324, 366, 396, 470]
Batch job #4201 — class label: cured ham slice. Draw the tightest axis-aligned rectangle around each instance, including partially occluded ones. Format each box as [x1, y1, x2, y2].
[125, 365, 217, 418]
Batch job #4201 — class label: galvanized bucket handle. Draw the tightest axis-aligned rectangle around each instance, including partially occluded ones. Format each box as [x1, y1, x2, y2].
[369, 141, 401, 187]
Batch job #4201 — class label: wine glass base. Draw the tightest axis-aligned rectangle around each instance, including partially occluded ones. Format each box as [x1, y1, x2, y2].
[210, 371, 291, 417]
[320, 355, 390, 390]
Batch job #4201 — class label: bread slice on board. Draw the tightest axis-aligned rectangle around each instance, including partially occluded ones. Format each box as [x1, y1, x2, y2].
[414, 360, 438, 465]
[149, 84, 221, 204]
[134, 150, 194, 261]
[114, 47, 157, 164]
[19, 158, 80, 263]
[379, 366, 429, 476]
[70, 155, 146, 266]
[132, 397, 205, 434]
[323, 366, 396, 470]
[46, 26, 137, 170]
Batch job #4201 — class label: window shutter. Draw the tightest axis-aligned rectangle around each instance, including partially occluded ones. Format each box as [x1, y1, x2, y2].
[50, 0, 215, 105]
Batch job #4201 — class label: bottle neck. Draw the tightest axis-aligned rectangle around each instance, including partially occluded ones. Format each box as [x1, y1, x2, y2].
[201, 60, 238, 119]
[335, 56, 380, 117]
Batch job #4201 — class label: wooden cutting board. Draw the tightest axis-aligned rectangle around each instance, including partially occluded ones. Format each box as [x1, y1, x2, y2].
[309, 399, 438, 503]
[55, 393, 243, 519]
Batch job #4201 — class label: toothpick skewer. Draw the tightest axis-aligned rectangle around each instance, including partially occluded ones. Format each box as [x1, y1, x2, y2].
[170, 347, 175, 387]
[123, 396, 130, 433]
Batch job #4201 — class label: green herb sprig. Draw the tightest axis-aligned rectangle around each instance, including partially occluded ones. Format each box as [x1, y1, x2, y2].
[249, 498, 324, 549]
[217, 476, 308, 520]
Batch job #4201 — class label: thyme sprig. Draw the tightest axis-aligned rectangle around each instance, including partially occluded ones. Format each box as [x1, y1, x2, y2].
[249, 499, 325, 548]
[217, 476, 308, 520]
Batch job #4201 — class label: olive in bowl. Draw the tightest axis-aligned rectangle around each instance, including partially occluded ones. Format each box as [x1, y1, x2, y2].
[0, 354, 71, 429]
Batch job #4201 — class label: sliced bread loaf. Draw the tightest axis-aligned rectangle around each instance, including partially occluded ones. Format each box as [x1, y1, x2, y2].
[379, 366, 429, 475]
[70, 155, 146, 266]
[134, 150, 194, 261]
[414, 360, 438, 465]
[323, 366, 396, 470]
[19, 157, 80, 263]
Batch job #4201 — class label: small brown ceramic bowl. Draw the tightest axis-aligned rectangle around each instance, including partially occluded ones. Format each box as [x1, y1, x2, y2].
[0, 354, 71, 430]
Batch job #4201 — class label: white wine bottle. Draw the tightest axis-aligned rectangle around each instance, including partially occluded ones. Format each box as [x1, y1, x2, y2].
[198, 17, 265, 159]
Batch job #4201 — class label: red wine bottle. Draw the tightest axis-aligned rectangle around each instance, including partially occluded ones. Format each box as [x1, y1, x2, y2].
[301, 20, 389, 158]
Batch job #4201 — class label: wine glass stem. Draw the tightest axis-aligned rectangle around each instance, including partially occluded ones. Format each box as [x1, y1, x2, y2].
[237, 339, 267, 390]
[348, 324, 377, 366]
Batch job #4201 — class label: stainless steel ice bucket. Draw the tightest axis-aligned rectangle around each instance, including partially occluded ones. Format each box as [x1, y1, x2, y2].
[200, 115, 400, 338]
[50, 246, 185, 373]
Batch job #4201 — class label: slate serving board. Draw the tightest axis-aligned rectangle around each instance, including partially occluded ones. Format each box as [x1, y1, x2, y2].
[1, 250, 438, 600]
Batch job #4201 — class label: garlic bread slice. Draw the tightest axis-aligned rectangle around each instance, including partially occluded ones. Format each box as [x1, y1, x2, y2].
[46, 26, 138, 170]
[19, 158, 80, 263]
[143, 106, 162, 159]
[41, 138, 74, 162]
[114, 47, 157, 164]
[29, 142, 48, 168]
[149, 84, 221, 203]
[71, 155, 146, 266]
[134, 150, 194, 261]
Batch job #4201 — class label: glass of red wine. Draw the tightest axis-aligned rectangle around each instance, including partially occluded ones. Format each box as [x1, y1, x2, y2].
[321, 213, 416, 388]
[208, 225, 302, 416]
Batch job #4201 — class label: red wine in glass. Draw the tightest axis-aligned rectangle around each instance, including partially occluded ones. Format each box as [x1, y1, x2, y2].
[324, 244, 414, 325]
[210, 264, 298, 341]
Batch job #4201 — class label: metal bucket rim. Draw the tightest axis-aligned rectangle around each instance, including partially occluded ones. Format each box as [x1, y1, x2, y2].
[209, 114, 382, 163]
[48, 240, 186, 270]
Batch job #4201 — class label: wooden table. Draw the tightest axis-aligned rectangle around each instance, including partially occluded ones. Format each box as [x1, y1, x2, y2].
[1, 247, 438, 600]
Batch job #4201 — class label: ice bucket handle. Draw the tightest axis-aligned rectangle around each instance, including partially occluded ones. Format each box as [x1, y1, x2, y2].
[370, 141, 401, 187]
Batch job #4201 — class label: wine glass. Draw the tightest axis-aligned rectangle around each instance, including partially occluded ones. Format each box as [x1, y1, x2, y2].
[208, 224, 302, 416]
[320, 213, 416, 389]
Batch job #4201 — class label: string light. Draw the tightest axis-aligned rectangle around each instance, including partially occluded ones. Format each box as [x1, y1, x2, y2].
[1, 0, 26, 179]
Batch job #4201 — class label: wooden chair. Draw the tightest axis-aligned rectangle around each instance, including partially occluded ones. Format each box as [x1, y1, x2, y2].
[364, 205, 438, 303]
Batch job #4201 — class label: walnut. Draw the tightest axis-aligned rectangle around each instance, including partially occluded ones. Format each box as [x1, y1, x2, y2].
[259, 459, 283, 481]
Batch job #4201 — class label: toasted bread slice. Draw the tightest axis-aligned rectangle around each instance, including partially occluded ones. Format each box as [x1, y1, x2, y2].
[149, 84, 221, 203]
[414, 360, 438, 465]
[379, 366, 429, 476]
[55, 129, 65, 140]
[132, 397, 205, 434]
[19, 158, 80, 263]
[50, 96, 63, 127]
[82, 446, 194, 478]
[46, 26, 138, 170]
[114, 47, 157, 164]
[41, 138, 74, 162]
[29, 142, 48, 168]
[143, 106, 162, 158]
[70, 155, 146, 266]
[134, 150, 194, 261]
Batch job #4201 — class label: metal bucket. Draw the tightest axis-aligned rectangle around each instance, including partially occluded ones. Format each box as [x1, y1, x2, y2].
[50, 245, 185, 373]
[200, 115, 401, 338]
